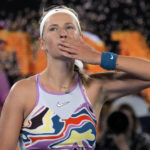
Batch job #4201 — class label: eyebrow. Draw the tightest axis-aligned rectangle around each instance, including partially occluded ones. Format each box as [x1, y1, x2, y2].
[65, 22, 74, 25]
[49, 24, 58, 27]
[49, 22, 74, 27]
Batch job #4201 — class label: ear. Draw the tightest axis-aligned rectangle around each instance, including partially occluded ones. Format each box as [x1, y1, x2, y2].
[38, 38, 45, 50]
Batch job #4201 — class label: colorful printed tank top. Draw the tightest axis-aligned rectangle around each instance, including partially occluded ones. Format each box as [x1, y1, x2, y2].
[18, 74, 97, 150]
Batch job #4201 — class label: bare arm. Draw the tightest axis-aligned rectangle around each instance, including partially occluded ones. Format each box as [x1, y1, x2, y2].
[0, 79, 34, 150]
[116, 55, 150, 81]
[58, 35, 150, 81]
[58, 35, 150, 101]
[90, 72, 150, 102]
[94, 55, 150, 102]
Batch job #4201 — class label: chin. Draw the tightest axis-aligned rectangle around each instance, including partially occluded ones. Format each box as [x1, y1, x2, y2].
[54, 54, 73, 61]
[61, 56, 74, 62]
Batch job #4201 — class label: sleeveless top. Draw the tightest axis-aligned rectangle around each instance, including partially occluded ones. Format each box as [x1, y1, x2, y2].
[18, 74, 97, 150]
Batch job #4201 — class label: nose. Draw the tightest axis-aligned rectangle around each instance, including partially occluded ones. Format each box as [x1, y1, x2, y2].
[59, 28, 67, 39]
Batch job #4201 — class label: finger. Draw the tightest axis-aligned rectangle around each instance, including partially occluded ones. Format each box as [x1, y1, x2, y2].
[62, 39, 80, 49]
[59, 42, 78, 51]
[59, 39, 73, 47]
[59, 42, 71, 48]
[60, 50, 76, 58]
[58, 45, 77, 53]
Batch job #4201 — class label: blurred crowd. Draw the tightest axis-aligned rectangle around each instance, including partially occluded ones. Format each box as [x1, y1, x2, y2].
[96, 100, 150, 150]
[0, 0, 150, 111]
[1, 0, 150, 47]
[0, 1, 150, 149]
[0, 0, 149, 82]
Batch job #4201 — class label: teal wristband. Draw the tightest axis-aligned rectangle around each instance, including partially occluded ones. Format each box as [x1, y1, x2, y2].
[100, 52, 118, 70]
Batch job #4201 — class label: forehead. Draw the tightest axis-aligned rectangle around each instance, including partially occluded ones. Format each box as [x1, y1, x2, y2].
[45, 13, 77, 26]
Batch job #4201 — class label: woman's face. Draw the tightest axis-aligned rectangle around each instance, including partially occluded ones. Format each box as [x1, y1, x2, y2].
[41, 12, 80, 59]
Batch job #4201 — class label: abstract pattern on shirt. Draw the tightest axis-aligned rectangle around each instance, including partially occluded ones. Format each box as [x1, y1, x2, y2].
[19, 102, 97, 150]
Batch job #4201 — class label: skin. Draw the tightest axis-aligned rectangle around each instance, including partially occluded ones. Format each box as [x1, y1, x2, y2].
[0, 12, 150, 150]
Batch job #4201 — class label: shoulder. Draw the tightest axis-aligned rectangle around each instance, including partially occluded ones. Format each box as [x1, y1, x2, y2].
[5, 75, 37, 113]
[0, 75, 37, 149]
[10, 75, 36, 96]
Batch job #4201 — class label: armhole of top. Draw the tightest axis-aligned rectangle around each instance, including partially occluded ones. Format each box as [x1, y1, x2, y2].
[22, 74, 40, 121]
[35, 74, 40, 106]
[79, 80, 97, 125]
[78, 79, 93, 108]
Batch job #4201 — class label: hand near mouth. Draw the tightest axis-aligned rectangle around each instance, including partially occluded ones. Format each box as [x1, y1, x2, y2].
[58, 35, 101, 65]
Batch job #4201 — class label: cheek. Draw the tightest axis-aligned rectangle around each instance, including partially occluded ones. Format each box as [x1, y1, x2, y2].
[44, 37, 52, 47]
[73, 30, 80, 35]
[43, 38, 54, 52]
[45, 37, 60, 54]
[68, 30, 80, 39]
[45, 34, 58, 46]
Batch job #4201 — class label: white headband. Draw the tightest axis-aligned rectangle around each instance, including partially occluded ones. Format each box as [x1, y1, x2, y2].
[40, 8, 81, 38]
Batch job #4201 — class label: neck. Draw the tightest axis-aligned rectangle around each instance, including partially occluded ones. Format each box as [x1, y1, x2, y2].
[41, 58, 76, 92]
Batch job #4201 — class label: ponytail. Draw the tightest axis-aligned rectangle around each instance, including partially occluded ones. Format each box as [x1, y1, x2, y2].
[74, 64, 90, 86]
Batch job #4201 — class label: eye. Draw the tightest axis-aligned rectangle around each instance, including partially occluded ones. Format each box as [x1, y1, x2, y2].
[49, 27, 57, 31]
[66, 25, 74, 30]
